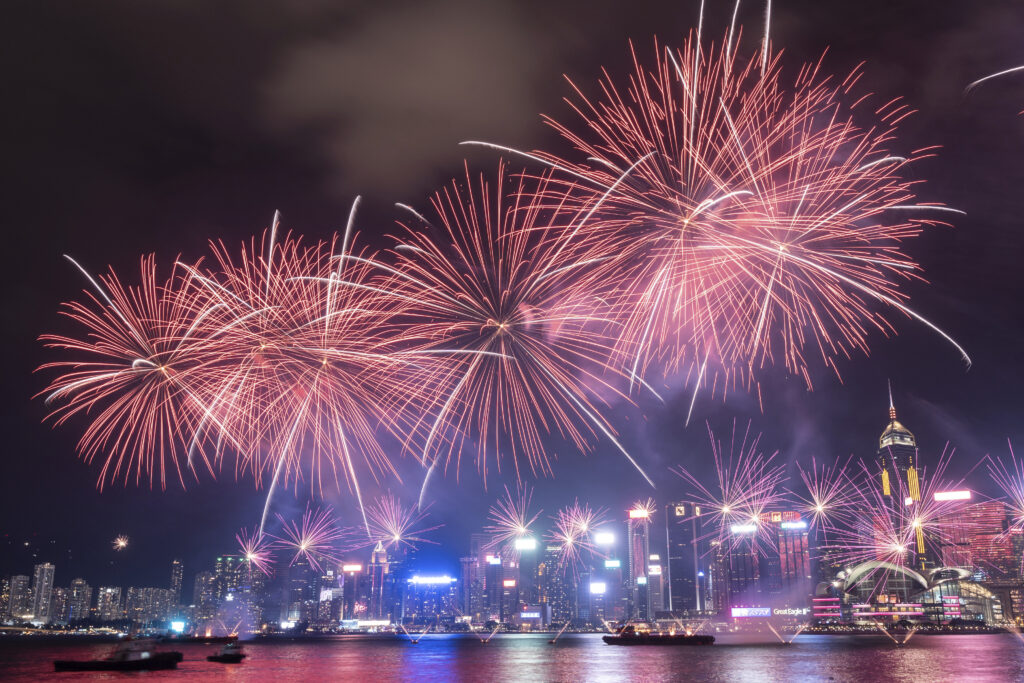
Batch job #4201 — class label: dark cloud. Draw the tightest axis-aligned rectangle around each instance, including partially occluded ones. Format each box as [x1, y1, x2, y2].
[261, 0, 559, 198]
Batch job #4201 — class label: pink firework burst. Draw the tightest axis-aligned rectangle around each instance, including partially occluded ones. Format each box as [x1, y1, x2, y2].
[39, 255, 233, 489]
[479, 32, 968, 392]
[364, 493, 443, 552]
[236, 527, 275, 577]
[273, 505, 348, 572]
[485, 485, 542, 560]
[673, 420, 789, 558]
[544, 500, 609, 576]
[387, 162, 651, 487]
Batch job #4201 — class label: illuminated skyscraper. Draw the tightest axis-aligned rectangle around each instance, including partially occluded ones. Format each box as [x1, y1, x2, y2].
[539, 544, 572, 623]
[647, 554, 664, 614]
[369, 541, 390, 620]
[877, 384, 927, 569]
[938, 498, 1017, 578]
[214, 554, 245, 601]
[50, 587, 69, 625]
[67, 578, 92, 622]
[626, 503, 652, 619]
[169, 559, 183, 607]
[404, 575, 458, 625]
[665, 501, 712, 613]
[7, 575, 31, 620]
[96, 586, 122, 621]
[30, 563, 55, 623]
[878, 386, 919, 496]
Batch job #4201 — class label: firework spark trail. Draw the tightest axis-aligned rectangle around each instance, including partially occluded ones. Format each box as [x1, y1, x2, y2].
[528, 32, 968, 394]
[272, 505, 349, 573]
[384, 161, 648, 485]
[966, 65, 1024, 93]
[485, 485, 542, 559]
[236, 527, 275, 577]
[363, 493, 443, 552]
[672, 420, 788, 557]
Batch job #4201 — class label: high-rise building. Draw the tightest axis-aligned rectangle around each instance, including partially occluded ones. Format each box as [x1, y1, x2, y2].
[539, 544, 573, 623]
[280, 558, 314, 622]
[939, 498, 1017, 577]
[214, 555, 245, 601]
[877, 387, 929, 569]
[647, 554, 664, 614]
[403, 575, 458, 625]
[169, 559, 183, 607]
[193, 570, 216, 623]
[665, 501, 712, 613]
[7, 575, 32, 620]
[50, 586, 69, 625]
[125, 587, 173, 624]
[626, 503, 653, 619]
[0, 577, 9, 616]
[67, 579, 92, 623]
[709, 541, 730, 614]
[96, 586, 122, 621]
[30, 563, 56, 623]
[517, 537, 541, 607]
[369, 541, 390, 620]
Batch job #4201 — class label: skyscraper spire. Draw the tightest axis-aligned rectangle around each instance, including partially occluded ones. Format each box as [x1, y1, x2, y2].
[888, 379, 897, 420]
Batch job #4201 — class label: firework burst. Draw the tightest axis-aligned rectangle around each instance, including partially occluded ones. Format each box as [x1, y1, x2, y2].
[673, 420, 788, 557]
[485, 485, 542, 559]
[236, 527, 275, 576]
[364, 494, 442, 552]
[987, 441, 1024, 534]
[792, 455, 859, 531]
[272, 505, 348, 572]
[544, 501, 608, 575]
[38, 256, 232, 489]
[112, 535, 129, 551]
[388, 162, 651, 488]
[473, 32, 969, 393]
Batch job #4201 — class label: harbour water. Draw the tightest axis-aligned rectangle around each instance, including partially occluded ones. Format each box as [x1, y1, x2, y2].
[1, 632, 1022, 682]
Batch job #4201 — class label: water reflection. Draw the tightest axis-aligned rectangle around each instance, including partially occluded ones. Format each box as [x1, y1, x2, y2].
[2, 633, 1023, 682]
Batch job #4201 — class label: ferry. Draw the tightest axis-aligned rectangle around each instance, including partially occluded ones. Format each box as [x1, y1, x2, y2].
[602, 623, 715, 646]
[54, 638, 183, 671]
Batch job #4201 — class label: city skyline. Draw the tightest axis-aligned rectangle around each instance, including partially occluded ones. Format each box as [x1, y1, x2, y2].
[2, 385, 1016, 587]
[2, 0, 1024, 651]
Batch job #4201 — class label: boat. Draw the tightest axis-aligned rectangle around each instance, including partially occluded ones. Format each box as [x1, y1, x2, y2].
[163, 633, 237, 644]
[602, 624, 715, 646]
[207, 640, 247, 663]
[55, 638, 183, 671]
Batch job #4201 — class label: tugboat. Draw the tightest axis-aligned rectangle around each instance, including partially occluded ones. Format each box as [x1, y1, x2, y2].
[207, 640, 247, 663]
[55, 638, 183, 671]
[602, 623, 715, 646]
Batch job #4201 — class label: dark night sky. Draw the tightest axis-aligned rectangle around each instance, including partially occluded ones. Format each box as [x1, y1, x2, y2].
[1, 1, 1022, 589]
